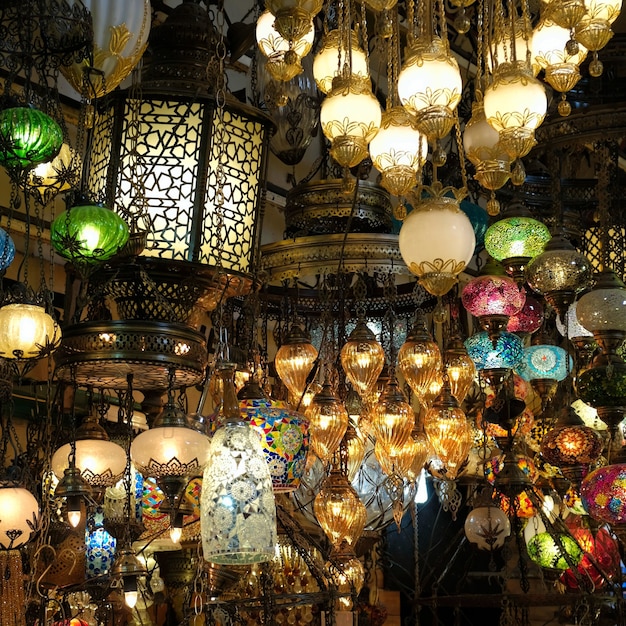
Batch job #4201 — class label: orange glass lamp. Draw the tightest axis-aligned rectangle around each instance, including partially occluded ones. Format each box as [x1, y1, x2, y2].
[340, 321, 386, 398]
[443, 335, 476, 404]
[274, 325, 318, 406]
[371, 378, 414, 454]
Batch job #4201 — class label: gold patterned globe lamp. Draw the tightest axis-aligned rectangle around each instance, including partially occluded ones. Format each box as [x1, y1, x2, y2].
[313, 29, 369, 95]
[398, 36, 462, 145]
[320, 74, 382, 169]
[575, 0, 622, 75]
[483, 62, 547, 161]
[398, 185, 476, 297]
[265, 0, 322, 43]
[369, 106, 427, 197]
[340, 321, 386, 398]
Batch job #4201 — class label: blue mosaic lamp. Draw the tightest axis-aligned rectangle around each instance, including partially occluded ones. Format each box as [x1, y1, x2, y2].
[85, 506, 117, 578]
[464, 331, 523, 382]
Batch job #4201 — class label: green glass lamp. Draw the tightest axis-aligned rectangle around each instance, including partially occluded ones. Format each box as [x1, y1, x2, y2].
[51, 203, 130, 264]
[526, 532, 583, 571]
[0, 106, 63, 170]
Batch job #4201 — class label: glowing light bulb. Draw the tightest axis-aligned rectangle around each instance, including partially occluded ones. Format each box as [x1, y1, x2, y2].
[66, 495, 82, 528]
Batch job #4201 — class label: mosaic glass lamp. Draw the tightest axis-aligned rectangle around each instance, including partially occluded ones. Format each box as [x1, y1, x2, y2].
[0, 229, 16, 273]
[0, 106, 63, 170]
[516, 344, 572, 383]
[506, 293, 544, 336]
[201, 364, 277, 564]
[464, 330, 524, 377]
[51, 203, 130, 265]
[527, 532, 583, 571]
[581, 464, 626, 525]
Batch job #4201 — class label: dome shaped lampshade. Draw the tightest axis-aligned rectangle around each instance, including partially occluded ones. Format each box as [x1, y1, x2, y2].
[0, 228, 16, 273]
[527, 532, 583, 571]
[398, 37, 463, 140]
[516, 344, 572, 382]
[398, 196, 476, 297]
[575, 0, 622, 54]
[240, 395, 310, 493]
[0, 486, 39, 549]
[201, 420, 277, 564]
[0, 303, 61, 360]
[0, 106, 63, 170]
[576, 362, 626, 428]
[340, 321, 385, 398]
[313, 29, 369, 95]
[464, 331, 524, 371]
[369, 106, 427, 197]
[507, 293, 544, 335]
[320, 75, 382, 168]
[130, 402, 211, 479]
[51, 203, 130, 264]
[483, 64, 547, 160]
[525, 234, 593, 318]
[576, 270, 626, 334]
[581, 464, 626, 524]
[314, 470, 367, 548]
[464, 505, 511, 550]
[274, 325, 318, 405]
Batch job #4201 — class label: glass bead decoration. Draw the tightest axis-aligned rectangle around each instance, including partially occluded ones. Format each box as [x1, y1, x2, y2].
[464, 330, 524, 370]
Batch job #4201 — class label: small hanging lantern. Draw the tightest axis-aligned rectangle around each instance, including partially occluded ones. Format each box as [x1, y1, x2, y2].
[340, 321, 386, 399]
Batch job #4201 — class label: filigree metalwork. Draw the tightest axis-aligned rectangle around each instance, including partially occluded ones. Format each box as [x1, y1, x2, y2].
[432, 478, 462, 520]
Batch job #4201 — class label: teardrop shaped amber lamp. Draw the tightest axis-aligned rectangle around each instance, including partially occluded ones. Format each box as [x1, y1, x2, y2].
[305, 382, 349, 463]
[340, 321, 385, 397]
[275, 325, 318, 405]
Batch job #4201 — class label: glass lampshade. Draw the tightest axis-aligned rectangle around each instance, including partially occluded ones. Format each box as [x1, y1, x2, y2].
[0, 303, 61, 360]
[344, 422, 366, 482]
[484, 215, 551, 264]
[398, 196, 476, 296]
[464, 330, 524, 371]
[201, 420, 277, 564]
[542, 0, 587, 30]
[443, 336, 476, 403]
[0, 106, 63, 170]
[51, 203, 130, 264]
[531, 19, 588, 74]
[576, 270, 626, 334]
[516, 344, 572, 382]
[424, 383, 472, 480]
[371, 379, 414, 453]
[320, 75, 382, 168]
[313, 29, 369, 95]
[507, 293, 544, 335]
[556, 300, 593, 339]
[525, 234, 593, 316]
[581, 464, 626, 524]
[52, 440, 127, 490]
[314, 470, 367, 548]
[27, 142, 76, 195]
[340, 321, 385, 398]
[130, 402, 211, 479]
[326, 549, 365, 611]
[483, 63, 547, 159]
[397, 314, 442, 403]
[239, 393, 310, 493]
[0, 486, 39, 549]
[577, 362, 626, 421]
[486, 454, 539, 518]
[0, 228, 16, 272]
[527, 532, 583, 571]
[583, 0, 623, 23]
[398, 37, 462, 140]
[85, 506, 117, 578]
[462, 273, 525, 318]
[540, 422, 602, 469]
[274, 325, 318, 405]
[464, 505, 511, 550]
[265, 0, 322, 42]
[305, 383, 349, 463]
[369, 106, 427, 197]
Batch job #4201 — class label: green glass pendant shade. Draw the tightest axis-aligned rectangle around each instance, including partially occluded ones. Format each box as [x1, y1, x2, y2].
[0, 107, 63, 170]
[51, 204, 130, 263]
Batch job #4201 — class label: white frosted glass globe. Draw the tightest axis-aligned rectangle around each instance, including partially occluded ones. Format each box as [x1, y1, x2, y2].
[52, 440, 127, 488]
[555, 300, 594, 339]
[463, 102, 510, 165]
[531, 20, 587, 72]
[576, 281, 626, 332]
[464, 506, 511, 550]
[484, 65, 547, 132]
[0, 303, 61, 359]
[131, 426, 211, 478]
[313, 29, 368, 94]
[369, 110, 427, 171]
[0, 487, 39, 549]
[398, 200, 476, 277]
[256, 10, 314, 59]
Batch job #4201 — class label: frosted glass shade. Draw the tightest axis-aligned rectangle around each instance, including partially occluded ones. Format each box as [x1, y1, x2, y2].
[398, 197, 476, 296]
[0, 487, 39, 549]
[0, 303, 61, 360]
[576, 270, 626, 333]
[313, 29, 368, 95]
[531, 20, 588, 72]
[464, 506, 511, 550]
[201, 421, 277, 564]
[556, 301, 593, 339]
[256, 10, 314, 58]
[52, 440, 127, 489]
[131, 425, 211, 478]
[464, 331, 524, 370]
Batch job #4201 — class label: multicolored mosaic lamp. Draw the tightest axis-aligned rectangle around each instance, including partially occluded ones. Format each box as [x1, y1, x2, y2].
[527, 531, 583, 571]
[506, 293, 544, 336]
[516, 343, 572, 406]
[581, 463, 626, 525]
[464, 330, 524, 386]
